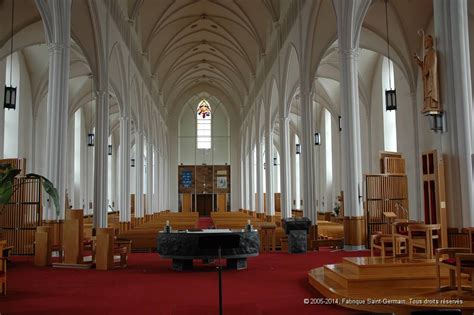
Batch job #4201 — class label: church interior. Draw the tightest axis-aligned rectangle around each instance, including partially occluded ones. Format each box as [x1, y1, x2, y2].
[0, 0, 474, 314]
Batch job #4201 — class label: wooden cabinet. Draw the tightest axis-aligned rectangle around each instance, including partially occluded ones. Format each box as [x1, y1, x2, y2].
[421, 150, 447, 247]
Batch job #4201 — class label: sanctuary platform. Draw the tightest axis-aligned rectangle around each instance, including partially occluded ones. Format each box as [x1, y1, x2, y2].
[157, 229, 259, 270]
[309, 256, 474, 314]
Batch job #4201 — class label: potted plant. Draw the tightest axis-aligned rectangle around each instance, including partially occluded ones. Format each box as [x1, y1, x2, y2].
[0, 164, 60, 219]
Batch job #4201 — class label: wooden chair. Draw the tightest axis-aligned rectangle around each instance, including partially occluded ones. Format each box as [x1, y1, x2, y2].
[259, 223, 276, 252]
[371, 232, 407, 258]
[436, 247, 474, 294]
[0, 240, 7, 295]
[408, 224, 441, 259]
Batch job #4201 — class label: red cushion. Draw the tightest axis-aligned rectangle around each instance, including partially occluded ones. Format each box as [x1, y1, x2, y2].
[442, 258, 474, 267]
[83, 240, 93, 246]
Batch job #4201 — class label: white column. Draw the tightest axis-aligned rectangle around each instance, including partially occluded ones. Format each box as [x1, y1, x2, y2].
[249, 150, 254, 211]
[290, 131, 297, 210]
[300, 89, 316, 223]
[153, 147, 159, 213]
[333, 0, 371, 249]
[36, 0, 72, 220]
[146, 140, 153, 215]
[279, 116, 292, 219]
[265, 131, 275, 215]
[256, 139, 264, 213]
[243, 155, 248, 209]
[93, 90, 109, 228]
[135, 132, 144, 218]
[0, 58, 5, 159]
[434, 0, 474, 227]
[159, 154, 164, 211]
[119, 116, 130, 222]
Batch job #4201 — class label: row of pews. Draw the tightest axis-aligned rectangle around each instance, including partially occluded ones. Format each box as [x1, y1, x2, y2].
[117, 212, 199, 251]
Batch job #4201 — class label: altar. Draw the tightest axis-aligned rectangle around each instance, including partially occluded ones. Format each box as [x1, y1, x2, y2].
[157, 229, 259, 271]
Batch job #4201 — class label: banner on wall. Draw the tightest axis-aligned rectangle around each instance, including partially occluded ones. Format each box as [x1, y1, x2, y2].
[181, 170, 192, 188]
[216, 176, 227, 189]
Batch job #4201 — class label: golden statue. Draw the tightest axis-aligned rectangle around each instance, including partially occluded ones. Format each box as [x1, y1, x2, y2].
[414, 33, 441, 114]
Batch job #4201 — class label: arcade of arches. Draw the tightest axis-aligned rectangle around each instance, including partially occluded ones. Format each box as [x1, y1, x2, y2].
[1, 0, 474, 314]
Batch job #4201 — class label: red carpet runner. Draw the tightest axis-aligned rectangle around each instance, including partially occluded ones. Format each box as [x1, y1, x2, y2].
[0, 250, 367, 315]
[196, 216, 214, 229]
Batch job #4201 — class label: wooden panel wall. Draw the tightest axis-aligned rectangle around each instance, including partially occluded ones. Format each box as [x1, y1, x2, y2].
[178, 165, 231, 194]
[365, 174, 409, 246]
[0, 177, 42, 255]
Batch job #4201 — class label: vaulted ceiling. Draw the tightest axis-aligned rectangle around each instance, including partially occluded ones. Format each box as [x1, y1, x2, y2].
[130, 0, 280, 110]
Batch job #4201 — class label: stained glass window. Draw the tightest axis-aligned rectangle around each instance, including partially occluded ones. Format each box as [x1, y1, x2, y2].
[197, 100, 211, 149]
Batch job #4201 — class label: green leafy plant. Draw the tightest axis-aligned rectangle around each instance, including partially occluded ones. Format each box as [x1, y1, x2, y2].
[0, 164, 60, 219]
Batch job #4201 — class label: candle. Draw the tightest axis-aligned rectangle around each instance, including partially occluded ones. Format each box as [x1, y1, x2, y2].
[166, 220, 169, 226]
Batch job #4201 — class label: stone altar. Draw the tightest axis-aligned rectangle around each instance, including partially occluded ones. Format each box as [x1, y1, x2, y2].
[157, 229, 259, 271]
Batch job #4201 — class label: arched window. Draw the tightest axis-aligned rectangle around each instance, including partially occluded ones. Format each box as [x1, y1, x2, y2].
[196, 100, 211, 149]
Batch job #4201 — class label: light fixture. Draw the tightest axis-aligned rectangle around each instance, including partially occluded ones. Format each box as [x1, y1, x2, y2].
[131, 158, 136, 167]
[108, 144, 112, 156]
[338, 116, 342, 131]
[296, 95, 301, 155]
[273, 157, 278, 166]
[4, 0, 16, 110]
[87, 74, 94, 147]
[314, 132, 321, 146]
[384, 0, 397, 111]
[263, 162, 266, 170]
[87, 133, 95, 147]
[430, 112, 445, 133]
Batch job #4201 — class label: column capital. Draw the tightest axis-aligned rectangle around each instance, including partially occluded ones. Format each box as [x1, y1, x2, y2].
[47, 43, 68, 53]
[340, 48, 360, 60]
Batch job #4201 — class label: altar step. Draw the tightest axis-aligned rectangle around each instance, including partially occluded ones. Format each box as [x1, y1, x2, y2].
[319, 257, 448, 292]
[308, 256, 471, 314]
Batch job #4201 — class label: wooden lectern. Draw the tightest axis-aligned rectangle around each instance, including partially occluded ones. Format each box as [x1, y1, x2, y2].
[95, 228, 115, 270]
[34, 226, 52, 266]
[63, 209, 84, 264]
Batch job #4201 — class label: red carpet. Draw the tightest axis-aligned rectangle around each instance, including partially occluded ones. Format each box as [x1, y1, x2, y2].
[0, 250, 367, 315]
[196, 216, 214, 229]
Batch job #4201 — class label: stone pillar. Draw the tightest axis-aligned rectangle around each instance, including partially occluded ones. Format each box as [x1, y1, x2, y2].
[135, 132, 144, 218]
[146, 139, 153, 215]
[290, 131, 297, 210]
[265, 131, 275, 216]
[333, 0, 371, 250]
[279, 116, 292, 219]
[119, 116, 130, 222]
[36, 0, 72, 220]
[93, 90, 109, 228]
[434, 0, 474, 227]
[256, 139, 264, 213]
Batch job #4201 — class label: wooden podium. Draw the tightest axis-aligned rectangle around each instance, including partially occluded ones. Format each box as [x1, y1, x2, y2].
[95, 228, 115, 270]
[53, 209, 91, 269]
[34, 226, 52, 266]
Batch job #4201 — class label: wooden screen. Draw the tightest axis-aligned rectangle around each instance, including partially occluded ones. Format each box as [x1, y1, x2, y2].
[365, 174, 409, 247]
[0, 177, 42, 255]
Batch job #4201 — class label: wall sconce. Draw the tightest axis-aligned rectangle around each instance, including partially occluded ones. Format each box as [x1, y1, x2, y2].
[314, 132, 321, 146]
[296, 143, 301, 155]
[263, 162, 266, 170]
[108, 144, 112, 156]
[338, 116, 342, 131]
[4, 86, 16, 110]
[385, 89, 397, 111]
[87, 133, 95, 147]
[131, 158, 136, 167]
[273, 157, 278, 166]
[429, 112, 445, 133]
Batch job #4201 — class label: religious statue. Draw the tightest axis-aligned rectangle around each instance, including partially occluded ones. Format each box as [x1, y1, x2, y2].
[414, 33, 441, 114]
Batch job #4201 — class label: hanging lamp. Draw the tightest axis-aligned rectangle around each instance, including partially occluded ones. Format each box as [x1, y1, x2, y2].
[4, 0, 16, 110]
[384, 0, 397, 111]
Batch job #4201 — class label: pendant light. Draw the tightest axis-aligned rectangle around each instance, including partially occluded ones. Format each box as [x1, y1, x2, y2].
[314, 132, 321, 146]
[131, 158, 136, 167]
[296, 95, 301, 155]
[108, 144, 113, 156]
[384, 0, 397, 111]
[4, 0, 16, 110]
[87, 74, 95, 146]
